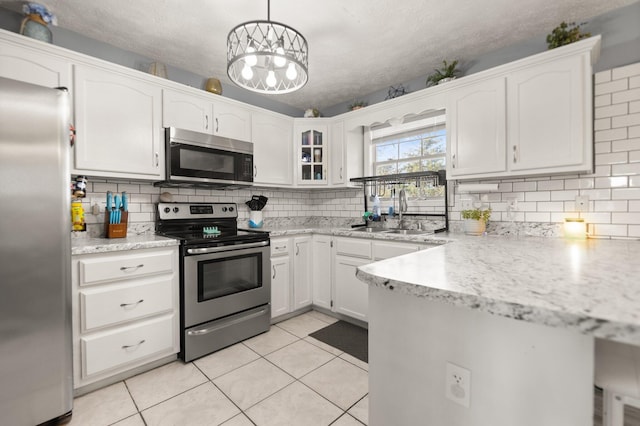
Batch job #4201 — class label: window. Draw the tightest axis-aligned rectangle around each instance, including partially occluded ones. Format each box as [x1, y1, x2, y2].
[371, 111, 446, 198]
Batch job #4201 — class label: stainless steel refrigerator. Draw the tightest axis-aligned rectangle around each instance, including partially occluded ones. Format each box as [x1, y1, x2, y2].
[0, 77, 73, 424]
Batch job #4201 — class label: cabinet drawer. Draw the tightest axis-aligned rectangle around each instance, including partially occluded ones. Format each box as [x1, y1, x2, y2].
[335, 238, 372, 259]
[79, 250, 174, 286]
[270, 238, 290, 256]
[81, 315, 175, 377]
[80, 277, 173, 331]
[373, 242, 417, 261]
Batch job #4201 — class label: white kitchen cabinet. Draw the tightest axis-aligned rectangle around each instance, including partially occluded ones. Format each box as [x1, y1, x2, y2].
[213, 100, 252, 142]
[73, 64, 164, 180]
[0, 41, 71, 89]
[293, 236, 313, 310]
[446, 37, 599, 180]
[372, 240, 423, 260]
[312, 235, 333, 310]
[508, 54, 590, 174]
[330, 120, 346, 186]
[252, 111, 294, 186]
[162, 89, 213, 134]
[270, 238, 292, 319]
[295, 120, 329, 185]
[448, 77, 507, 178]
[72, 246, 179, 391]
[334, 255, 370, 322]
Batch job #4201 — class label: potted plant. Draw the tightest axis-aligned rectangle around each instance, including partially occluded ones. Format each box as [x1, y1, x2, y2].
[348, 100, 367, 111]
[546, 22, 591, 49]
[461, 207, 491, 235]
[426, 60, 460, 87]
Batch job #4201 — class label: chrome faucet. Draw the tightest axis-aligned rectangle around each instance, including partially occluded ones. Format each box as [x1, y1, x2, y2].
[399, 189, 408, 227]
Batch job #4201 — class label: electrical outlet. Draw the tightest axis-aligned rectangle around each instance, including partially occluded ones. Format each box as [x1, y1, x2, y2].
[445, 362, 471, 408]
[575, 195, 589, 212]
[461, 198, 473, 210]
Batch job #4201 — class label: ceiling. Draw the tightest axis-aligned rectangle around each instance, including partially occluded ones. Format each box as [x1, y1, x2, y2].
[2, 0, 636, 111]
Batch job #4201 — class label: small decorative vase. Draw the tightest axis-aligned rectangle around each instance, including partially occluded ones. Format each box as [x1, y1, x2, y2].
[148, 62, 168, 78]
[205, 78, 223, 95]
[463, 219, 486, 236]
[20, 14, 52, 44]
[249, 211, 263, 228]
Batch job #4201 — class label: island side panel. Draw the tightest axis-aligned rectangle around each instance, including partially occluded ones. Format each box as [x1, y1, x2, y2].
[368, 286, 594, 426]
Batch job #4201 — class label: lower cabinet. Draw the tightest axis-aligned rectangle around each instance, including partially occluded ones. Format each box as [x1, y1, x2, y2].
[312, 235, 333, 310]
[71, 246, 180, 391]
[269, 235, 312, 320]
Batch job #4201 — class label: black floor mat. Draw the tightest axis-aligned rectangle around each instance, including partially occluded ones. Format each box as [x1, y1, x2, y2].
[309, 321, 368, 363]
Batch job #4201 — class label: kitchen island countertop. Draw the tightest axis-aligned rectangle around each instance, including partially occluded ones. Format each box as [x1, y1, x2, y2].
[71, 234, 179, 255]
[357, 235, 640, 346]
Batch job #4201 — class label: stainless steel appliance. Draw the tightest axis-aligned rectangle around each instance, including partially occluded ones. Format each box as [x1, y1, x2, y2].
[158, 127, 254, 188]
[0, 77, 73, 424]
[156, 202, 270, 362]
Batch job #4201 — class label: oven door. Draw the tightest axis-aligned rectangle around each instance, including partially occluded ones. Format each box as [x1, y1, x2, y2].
[183, 242, 270, 328]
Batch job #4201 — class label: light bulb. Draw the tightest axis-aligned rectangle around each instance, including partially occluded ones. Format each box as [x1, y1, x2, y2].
[245, 40, 257, 67]
[241, 64, 254, 80]
[266, 70, 277, 87]
[286, 63, 297, 80]
[274, 46, 286, 67]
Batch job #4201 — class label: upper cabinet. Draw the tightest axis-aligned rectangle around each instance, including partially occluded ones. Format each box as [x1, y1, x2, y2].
[252, 111, 294, 186]
[447, 36, 600, 180]
[295, 120, 328, 185]
[162, 89, 213, 134]
[213, 101, 252, 142]
[0, 42, 71, 89]
[73, 64, 164, 180]
[330, 120, 346, 186]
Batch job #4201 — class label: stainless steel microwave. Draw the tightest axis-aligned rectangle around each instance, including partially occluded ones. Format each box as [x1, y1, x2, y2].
[159, 127, 254, 188]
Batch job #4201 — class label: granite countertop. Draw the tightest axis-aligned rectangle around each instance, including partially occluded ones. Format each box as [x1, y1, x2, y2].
[357, 235, 640, 346]
[71, 234, 179, 255]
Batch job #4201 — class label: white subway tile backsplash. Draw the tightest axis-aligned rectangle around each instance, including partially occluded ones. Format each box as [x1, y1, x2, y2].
[612, 163, 640, 176]
[595, 142, 611, 154]
[595, 70, 611, 84]
[582, 212, 612, 224]
[612, 88, 640, 104]
[525, 191, 550, 202]
[612, 62, 640, 80]
[631, 100, 640, 114]
[596, 103, 628, 118]
[612, 113, 640, 128]
[612, 138, 640, 152]
[630, 200, 640, 211]
[595, 94, 612, 108]
[612, 188, 640, 200]
[581, 188, 612, 200]
[551, 190, 579, 201]
[564, 178, 595, 190]
[513, 181, 537, 192]
[612, 212, 640, 224]
[630, 125, 640, 139]
[592, 224, 628, 237]
[536, 201, 564, 212]
[595, 176, 628, 188]
[631, 76, 640, 89]
[628, 225, 640, 237]
[537, 180, 564, 191]
[525, 212, 550, 222]
[595, 151, 628, 165]
[594, 200, 627, 211]
[595, 78, 628, 95]
[629, 175, 640, 187]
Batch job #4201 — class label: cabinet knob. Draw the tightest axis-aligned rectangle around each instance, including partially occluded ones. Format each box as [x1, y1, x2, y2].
[155, 152, 159, 167]
[513, 145, 518, 163]
[215, 118, 219, 133]
[205, 115, 209, 130]
[254, 165, 258, 178]
[296, 244, 299, 255]
[272, 265, 276, 279]
[452, 154, 456, 168]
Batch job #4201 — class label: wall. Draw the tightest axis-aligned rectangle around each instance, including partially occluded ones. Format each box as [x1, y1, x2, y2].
[449, 61, 640, 239]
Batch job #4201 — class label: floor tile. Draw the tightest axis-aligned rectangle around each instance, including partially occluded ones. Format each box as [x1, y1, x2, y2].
[69, 381, 137, 426]
[276, 312, 332, 338]
[348, 395, 369, 424]
[332, 413, 365, 426]
[339, 352, 369, 371]
[266, 339, 335, 378]
[221, 413, 255, 425]
[307, 310, 340, 324]
[301, 357, 369, 410]
[141, 382, 239, 426]
[245, 381, 342, 426]
[194, 342, 260, 379]
[112, 414, 145, 426]
[125, 361, 208, 410]
[214, 358, 295, 410]
[304, 336, 344, 356]
[243, 325, 299, 356]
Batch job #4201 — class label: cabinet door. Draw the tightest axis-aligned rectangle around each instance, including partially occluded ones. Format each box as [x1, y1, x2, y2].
[162, 89, 213, 134]
[0, 43, 71, 89]
[73, 64, 163, 179]
[312, 235, 332, 310]
[330, 120, 345, 186]
[448, 77, 507, 178]
[334, 255, 369, 322]
[213, 101, 252, 141]
[508, 54, 590, 173]
[295, 122, 328, 185]
[372, 241, 418, 261]
[252, 112, 294, 186]
[270, 256, 291, 319]
[293, 236, 312, 309]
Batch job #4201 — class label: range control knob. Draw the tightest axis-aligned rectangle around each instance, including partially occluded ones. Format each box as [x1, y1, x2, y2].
[221, 207, 228, 212]
[228, 206, 234, 212]
[173, 207, 180, 213]
[164, 207, 170, 213]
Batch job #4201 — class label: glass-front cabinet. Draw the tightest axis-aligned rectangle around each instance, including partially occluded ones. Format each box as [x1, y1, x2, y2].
[295, 122, 328, 185]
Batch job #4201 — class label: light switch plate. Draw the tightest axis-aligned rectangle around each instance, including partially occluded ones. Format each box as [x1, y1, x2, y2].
[575, 195, 589, 212]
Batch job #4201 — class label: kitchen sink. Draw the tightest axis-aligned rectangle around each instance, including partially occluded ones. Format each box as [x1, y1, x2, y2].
[353, 227, 389, 233]
[385, 229, 432, 235]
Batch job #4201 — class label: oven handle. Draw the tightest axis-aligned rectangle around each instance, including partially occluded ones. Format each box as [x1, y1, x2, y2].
[186, 307, 269, 336]
[186, 240, 269, 255]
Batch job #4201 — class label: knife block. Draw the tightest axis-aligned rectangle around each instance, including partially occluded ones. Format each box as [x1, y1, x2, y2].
[104, 209, 128, 238]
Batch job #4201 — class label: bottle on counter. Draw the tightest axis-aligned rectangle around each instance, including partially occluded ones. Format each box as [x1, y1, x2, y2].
[71, 200, 85, 232]
[372, 195, 381, 219]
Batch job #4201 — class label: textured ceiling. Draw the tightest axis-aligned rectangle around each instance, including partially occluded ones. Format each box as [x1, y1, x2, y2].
[2, 0, 636, 110]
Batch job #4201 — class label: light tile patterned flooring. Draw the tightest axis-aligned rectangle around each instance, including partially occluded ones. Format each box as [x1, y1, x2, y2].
[69, 310, 368, 426]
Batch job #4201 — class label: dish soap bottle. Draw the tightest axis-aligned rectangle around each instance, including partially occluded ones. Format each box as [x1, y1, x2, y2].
[372, 195, 381, 219]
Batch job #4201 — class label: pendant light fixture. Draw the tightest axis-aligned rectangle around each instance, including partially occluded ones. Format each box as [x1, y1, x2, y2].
[227, 0, 308, 94]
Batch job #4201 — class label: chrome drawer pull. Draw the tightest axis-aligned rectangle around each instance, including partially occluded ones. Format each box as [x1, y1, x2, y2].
[272, 265, 276, 279]
[120, 264, 144, 271]
[120, 299, 144, 308]
[122, 340, 145, 350]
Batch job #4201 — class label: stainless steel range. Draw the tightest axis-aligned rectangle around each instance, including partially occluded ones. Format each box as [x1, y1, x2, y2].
[156, 202, 270, 362]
